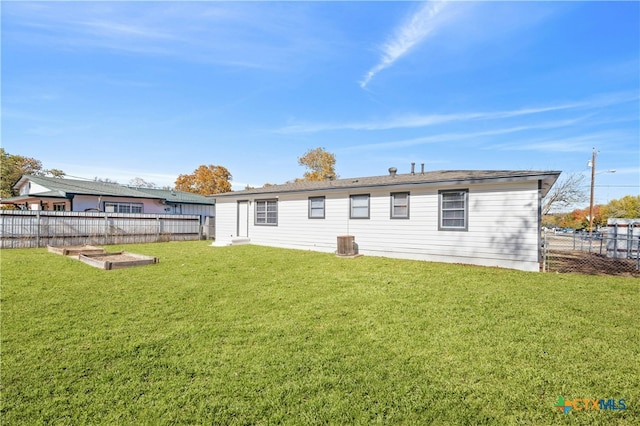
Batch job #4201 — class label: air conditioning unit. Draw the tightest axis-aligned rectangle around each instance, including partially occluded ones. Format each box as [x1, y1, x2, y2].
[337, 235, 356, 256]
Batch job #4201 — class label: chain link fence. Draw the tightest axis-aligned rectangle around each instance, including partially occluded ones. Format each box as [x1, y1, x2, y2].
[542, 229, 640, 277]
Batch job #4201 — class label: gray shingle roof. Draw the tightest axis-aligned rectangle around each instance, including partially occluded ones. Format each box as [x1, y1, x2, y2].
[214, 170, 561, 198]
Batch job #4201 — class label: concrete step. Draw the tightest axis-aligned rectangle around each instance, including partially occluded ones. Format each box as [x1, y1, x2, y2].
[230, 237, 251, 245]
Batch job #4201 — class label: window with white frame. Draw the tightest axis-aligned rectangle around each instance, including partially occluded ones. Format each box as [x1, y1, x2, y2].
[391, 192, 409, 219]
[439, 189, 468, 231]
[255, 199, 278, 225]
[104, 202, 143, 213]
[53, 203, 66, 211]
[308, 196, 325, 219]
[350, 194, 370, 219]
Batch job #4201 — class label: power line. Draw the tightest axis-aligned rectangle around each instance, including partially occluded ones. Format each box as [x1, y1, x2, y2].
[580, 185, 640, 188]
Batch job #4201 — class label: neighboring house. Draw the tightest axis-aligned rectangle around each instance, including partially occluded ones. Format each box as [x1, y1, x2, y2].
[212, 168, 560, 272]
[1, 175, 215, 219]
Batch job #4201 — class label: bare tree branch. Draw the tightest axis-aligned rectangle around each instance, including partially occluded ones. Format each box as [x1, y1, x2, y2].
[129, 177, 157, 188]
[542, 173, 588, 215]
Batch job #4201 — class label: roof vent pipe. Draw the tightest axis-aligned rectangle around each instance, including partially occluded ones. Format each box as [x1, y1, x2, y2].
[411, 162, 415, 175]
[388, 167, 397, 177]
[421, 163, 425, 175]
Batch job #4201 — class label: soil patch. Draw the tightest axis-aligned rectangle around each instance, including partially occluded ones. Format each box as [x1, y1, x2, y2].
[547, 250, 639, 277]
[78, 251, 159, 270]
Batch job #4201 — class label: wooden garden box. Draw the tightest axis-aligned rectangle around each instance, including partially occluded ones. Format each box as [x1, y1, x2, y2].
[78, 252, 159, 270]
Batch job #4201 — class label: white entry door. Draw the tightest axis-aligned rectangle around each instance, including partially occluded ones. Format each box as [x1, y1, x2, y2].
[237, 201, 249, 237]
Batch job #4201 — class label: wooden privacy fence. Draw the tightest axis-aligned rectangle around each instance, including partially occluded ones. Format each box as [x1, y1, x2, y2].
[0, 210, 205, 249]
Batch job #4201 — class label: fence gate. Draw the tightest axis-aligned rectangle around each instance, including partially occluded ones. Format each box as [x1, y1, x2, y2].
[605, 219, 640, 262]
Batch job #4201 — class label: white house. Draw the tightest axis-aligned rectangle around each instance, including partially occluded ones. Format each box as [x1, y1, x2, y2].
[212, 169, 560, 272]
[2, 175, 216, 220]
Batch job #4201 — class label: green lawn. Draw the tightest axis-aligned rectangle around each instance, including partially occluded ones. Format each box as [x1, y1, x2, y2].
[1, 241, 638, 425]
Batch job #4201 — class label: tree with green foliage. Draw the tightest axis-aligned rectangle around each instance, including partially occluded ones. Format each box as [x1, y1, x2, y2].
[544, 195, 640, 230]
[1, 149, 65, 198]
[602, 195, 640, 219]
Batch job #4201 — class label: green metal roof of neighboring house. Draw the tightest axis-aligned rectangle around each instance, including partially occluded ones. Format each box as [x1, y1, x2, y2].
[15, 175, 162, 199]
[132, 187, 215, 205]
[8, 175, 214, 205]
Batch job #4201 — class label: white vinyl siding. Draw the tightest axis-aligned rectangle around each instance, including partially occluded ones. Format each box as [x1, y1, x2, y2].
[308, 196, 325, 219]
[255, 199, 277, 225]
[350, 194, 370, 219]
[391, 192, 409, 219]
[213, 180, 543, 272]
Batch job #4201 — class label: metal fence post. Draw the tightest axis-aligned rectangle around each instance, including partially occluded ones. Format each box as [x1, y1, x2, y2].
[637, 234, 639, 271]
[599, 236, 603, 255]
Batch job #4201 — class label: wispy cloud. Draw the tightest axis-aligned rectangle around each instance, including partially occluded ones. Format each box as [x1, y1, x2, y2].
[360, 1, 449, 88]
[278, 105, 577, 134]
[3, 2, 332, 71]
[78, 18, 176, 40]
[604, 166, 640, 176]
[339, 116, 590, 153]
[487, 130, 638, 153]
[276, 91, 639, 134]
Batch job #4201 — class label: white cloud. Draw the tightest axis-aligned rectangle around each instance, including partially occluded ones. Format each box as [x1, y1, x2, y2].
[3, 2, 331, 71]
[487, 130, 637, 153]
[606, 166, 640, 176]
[360, 1, 449, 88]
[277, 109, 547, 134]
[277, 91, 639, 134]
[339, 117, 589, 153]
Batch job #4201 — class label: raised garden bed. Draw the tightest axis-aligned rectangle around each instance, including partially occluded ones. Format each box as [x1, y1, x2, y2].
[79, 252, 159, 270]
[47, 245, 106, 257]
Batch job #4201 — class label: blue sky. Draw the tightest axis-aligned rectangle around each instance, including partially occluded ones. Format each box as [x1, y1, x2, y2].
[2, 1, 639, 206]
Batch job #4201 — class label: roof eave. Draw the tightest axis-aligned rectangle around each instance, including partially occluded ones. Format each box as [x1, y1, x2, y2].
[214, 171, 562, 198]
[164, 200, 216, 206]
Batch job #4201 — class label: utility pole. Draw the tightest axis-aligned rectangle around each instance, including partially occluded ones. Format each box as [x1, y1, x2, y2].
[588, 148, 596, 236]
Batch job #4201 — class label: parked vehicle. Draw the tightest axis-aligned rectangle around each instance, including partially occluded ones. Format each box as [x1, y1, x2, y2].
[555, 228, 573, 234]
[581, 231, 603, 240]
